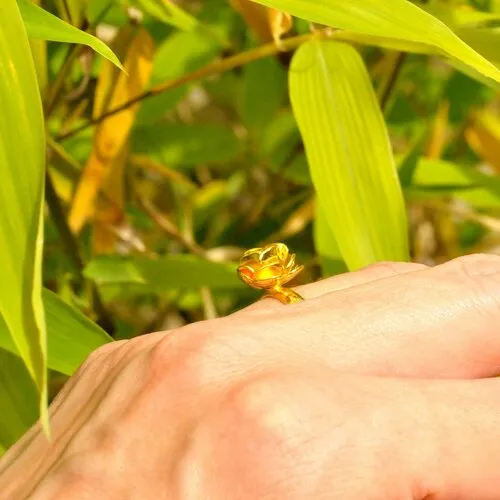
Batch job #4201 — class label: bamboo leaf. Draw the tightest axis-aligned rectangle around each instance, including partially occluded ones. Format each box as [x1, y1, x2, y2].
[0, 349, 38, 453]
[253, 0, 500, 84]
[131, 123, 244, 167]
[54, 0, 85, 26]
[0, 0, 48, 430]
[0, 290, 112, 377]
[84, 255, 244, 291]
[242, 56, 287, 134]
[69, 28, 154, 233]
[466, 111, 500, 175]
[230, 0, 292, 44]
[410, 157, 500, 208]
[128, 0, 198, 31]
[289, 41, 409, 270]
[314, 203, 347, 276]
[18, 0, 122, 69]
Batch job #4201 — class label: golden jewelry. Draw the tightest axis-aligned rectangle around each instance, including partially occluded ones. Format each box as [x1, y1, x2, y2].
[237, 243, 304, 304]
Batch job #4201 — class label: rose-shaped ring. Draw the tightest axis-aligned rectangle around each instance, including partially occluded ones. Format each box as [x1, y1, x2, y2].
[237, 243, 304, 304]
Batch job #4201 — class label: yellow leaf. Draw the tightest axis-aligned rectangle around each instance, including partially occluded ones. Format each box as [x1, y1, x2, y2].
[69, 28, 154, 233]
[426, 100, 450, 160]
[92, 144, 128, 255]
[229, 0, 292, 44]
[466, 111, 500, 174]
[267, 8, 293, 45]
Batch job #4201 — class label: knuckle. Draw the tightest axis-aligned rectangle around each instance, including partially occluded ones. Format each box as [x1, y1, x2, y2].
[146, 320, 222, 392]
[215, 373, 316, 462]
[43, 453, 114, 500]
[80, 340, 125, 370]
[443, 253, 500, 278]
[177, 372, 317, 498]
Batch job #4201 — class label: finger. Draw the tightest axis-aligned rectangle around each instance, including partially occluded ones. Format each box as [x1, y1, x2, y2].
[238, 261, 427, 314]
[302, 253, 500, 378]
[214, 254, 500, 380]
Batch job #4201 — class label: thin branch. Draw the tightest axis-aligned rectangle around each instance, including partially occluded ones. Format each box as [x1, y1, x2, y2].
[57, 30, 334, 142]
[137, 196, 206, 257]
[45, 44, 82, 117]
[378, 52, 407, 113]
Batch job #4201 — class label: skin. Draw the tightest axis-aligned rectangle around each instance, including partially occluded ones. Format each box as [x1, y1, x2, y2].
[2, 253, 500, 499]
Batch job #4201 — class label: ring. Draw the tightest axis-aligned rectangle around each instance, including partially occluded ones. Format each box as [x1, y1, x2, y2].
[237, 243, 304, 304]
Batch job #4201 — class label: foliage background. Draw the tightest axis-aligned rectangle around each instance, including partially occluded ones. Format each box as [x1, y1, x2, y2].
[2, 0, 500, 453]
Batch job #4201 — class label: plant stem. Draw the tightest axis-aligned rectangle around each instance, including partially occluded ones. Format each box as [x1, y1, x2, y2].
[137, 196, 206, 258]
[57, 30, 334, 142]
[379, 52, 407, 113]
[45, 45, 82, 117]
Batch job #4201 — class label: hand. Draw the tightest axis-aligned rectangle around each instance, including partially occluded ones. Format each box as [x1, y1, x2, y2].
[2, 254, 500, 499]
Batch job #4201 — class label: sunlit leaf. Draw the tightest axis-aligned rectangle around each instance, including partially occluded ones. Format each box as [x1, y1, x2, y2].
[29, 0, 48, 96]
[0, 0, 48, 429]
[69, 28, 154, 233]
[314, 203, 347, 276]
[253, 0, 500, 83]
[0, 290, 111, 377]
[0, 349, 38, 453]
[19, 0, 122, 69]
[289, 40, 409, 270]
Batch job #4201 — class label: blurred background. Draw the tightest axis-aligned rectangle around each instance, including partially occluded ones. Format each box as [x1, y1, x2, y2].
[40, 0, 500, 338]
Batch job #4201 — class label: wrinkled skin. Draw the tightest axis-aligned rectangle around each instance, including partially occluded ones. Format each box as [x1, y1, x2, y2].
[3, 254, 500, 499]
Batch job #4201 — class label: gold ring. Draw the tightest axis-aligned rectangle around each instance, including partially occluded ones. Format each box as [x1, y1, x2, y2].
[237, 243, 304, 304]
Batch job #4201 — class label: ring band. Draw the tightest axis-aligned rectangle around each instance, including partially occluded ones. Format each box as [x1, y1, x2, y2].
[237, 243, 304, 305]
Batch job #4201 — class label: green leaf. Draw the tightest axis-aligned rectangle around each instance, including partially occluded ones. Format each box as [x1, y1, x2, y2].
[289, 41, 409, 270]
[261, 112, 301, 166]
[137, 30, 220, 125]
[18, 0, 122, 69]
[0, 349, 38, 453]
[0, 0, 47, 428]
[253, 0, 500, 84]
[84, 255, 244, 291]
[313, 204, 347, 276]
[0, 290, 112, 376]
[54, 0, 85, 25]
[409, 157, 500, 208]
[127, 0, 198, 31]
[241, 56, 287, 134]
[131, 123, 244, 167]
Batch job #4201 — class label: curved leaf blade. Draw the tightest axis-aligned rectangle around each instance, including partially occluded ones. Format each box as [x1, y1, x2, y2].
[290, 41, 409, 270]
[84, 255, 244, 290]
[18, 0, 122, 69]
[0, 349, 38, 453]
[253, 0, 500, 83]
[0, 0, 47, 422]
[0, 290, 113, 376]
